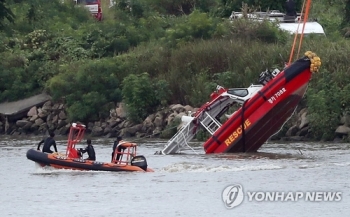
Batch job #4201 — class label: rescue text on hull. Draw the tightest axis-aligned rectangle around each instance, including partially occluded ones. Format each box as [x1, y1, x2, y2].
[26, 123, 154, 172]
[160, 52, 321, 155]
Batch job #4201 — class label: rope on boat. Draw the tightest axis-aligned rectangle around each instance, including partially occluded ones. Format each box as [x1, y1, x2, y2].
[184, 144, 199, 155]
[296, 0, 312, 58]
[288, 0, 312, 65]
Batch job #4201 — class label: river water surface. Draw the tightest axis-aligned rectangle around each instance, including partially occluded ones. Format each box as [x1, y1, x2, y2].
[0, 136, 349, 217]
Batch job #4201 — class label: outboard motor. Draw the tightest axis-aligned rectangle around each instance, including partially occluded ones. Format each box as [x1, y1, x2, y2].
[258, 70, 273, 85]
[131, 155, 148, 171]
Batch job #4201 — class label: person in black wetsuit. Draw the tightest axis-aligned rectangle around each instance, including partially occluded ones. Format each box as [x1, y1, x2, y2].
[285, 0, 297, 16]
[37, 132, 57, 153]
[79, 139, 96, 161]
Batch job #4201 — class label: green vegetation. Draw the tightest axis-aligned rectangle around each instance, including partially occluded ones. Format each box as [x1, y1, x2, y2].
[0, 0, 350, 141]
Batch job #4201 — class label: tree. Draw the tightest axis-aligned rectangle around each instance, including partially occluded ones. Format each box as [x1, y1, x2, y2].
[0, 0, 14, 28]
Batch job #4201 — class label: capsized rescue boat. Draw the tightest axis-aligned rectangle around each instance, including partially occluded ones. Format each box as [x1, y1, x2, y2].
[26, 123, 154, 172]
[161, 51, 321, 154]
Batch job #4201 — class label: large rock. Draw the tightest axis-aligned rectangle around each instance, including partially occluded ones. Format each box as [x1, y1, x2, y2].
[170, 104, 186, 113]
[57, 124, 70, 135]
[52, 103, 60, 111]
[57, 119, 67, 128]
[335, 125, 350, 135]
[154, 116, 164, 128]
[107, 119, 120, 128]
[135, 132, 146, 138]
[30, 124, 40, 133]
[52, 115, 58, 124]
[286, 125, 299, 137]
[16, 120, 31, 127]
[27, 106, 37, 117]
[297, 126, 309, 137]
[42, 101, 52, 111]
[103, 125, 112, 135]
[105, 131, 118, 138]
[38, 110, 49, 119]
[155, 110, 166, 118]
[88, 122, 94, 130]
[116, 103, 127, 118]
[48, 122, 56, 131]
[123, 120, 134, 128]
[142, 120, 154, 134]
[298, 108, 307, 117]
[166, 112, 177, 125]
[39, 123, 48, 132]
[111, 125, 120, 134]
[58, 111, 67, 120]
[29, 115, 39, 122]
[299, 111, 309, 129]
[184, 105, 194, 112]
[110, 108, 117, 118]
[94, 121, 102, 127]
[144, 114, 155, 124]
[91, 126, 104, 137]
[142, 114, 155, 132]
[121, 124, 143, 137]
[101, 122, 108, 129]
[46, 113, 53, 122]
[22, 122, 33, 131]
[152, 127, 162, 136]
[35, 118, 44, 126]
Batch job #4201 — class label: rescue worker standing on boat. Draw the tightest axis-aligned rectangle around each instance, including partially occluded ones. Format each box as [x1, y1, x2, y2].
[285, 0, 297, 16]
[79, 139, 96, 161]
[37, 132, 58, 153]
[111, 136, 126, 162]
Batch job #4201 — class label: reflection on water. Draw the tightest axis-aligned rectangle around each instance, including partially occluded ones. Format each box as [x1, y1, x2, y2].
[0, 137, 349, 217]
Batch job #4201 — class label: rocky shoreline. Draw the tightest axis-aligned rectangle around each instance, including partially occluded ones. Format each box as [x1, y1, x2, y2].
[0, 100, 349, 142]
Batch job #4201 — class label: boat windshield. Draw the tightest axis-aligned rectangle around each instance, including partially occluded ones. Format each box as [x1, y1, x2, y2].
[227, 88, 248, 97]
[113, 142, 137, 165]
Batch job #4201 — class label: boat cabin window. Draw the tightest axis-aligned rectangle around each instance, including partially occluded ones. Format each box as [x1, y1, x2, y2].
[227, 88, 248, 97]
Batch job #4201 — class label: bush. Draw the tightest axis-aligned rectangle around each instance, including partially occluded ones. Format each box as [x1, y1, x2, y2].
[162, 10, 222, 48]
[122, 72, 171, 122]
[46, 58, 123, 121]
[307, 83, 341, 140]
[226, 19, 289, 44]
